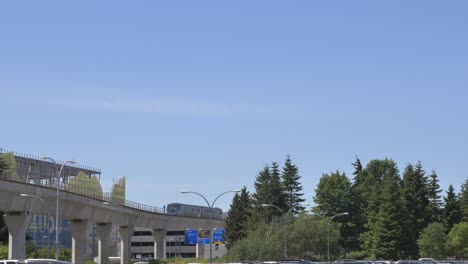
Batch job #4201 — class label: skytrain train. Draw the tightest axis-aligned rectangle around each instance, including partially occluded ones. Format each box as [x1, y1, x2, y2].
[166, 203, 224, 219]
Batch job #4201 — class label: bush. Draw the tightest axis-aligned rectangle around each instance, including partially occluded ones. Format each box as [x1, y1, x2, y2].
[418, 223, 448, 259]
[85, 258, 97, 264]
[447, 222, 468, 259]
[0, 243, 8, 260]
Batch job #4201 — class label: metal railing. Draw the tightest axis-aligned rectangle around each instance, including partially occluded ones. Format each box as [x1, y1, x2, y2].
[0, 148, 101, 173]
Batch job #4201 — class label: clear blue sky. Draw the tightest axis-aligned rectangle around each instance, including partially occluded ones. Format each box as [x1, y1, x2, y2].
[1, 1, 467, 210]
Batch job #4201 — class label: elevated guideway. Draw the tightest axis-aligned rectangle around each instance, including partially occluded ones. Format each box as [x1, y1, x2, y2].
[0, 179, 224, 264]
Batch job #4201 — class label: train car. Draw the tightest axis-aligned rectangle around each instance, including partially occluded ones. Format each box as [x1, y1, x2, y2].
[166, 203, 223, 219]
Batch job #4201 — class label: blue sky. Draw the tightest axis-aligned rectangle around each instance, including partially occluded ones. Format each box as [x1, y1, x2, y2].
[1, 1, 467, 210]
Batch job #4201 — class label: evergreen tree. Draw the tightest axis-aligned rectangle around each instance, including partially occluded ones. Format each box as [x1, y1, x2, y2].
[460, 178, 468, 221]
[399, 162, 430, 258]
[359, 158, 400, 258]
[252, 165, 273, 222]
[400, 164, 420, 258]
[352, 156, 363, 181]
[281, 155, 305, 214]
[270, 162, 287, 216]
[413, 162, 431, 229]
[443, 185, 462, 231]
[427, 170, 443, 223]
[225, 187, 252, 249]
[346, 157, 367, 253]
[368, 171, 404, 260]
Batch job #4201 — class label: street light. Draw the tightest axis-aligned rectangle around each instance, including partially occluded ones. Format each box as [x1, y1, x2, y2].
[181, 189, 241, 264]
[327, 212, 349, 263]
[20, 193, 51, 259]
[261, 203, 310, 259]
[42, 156, 75, 260]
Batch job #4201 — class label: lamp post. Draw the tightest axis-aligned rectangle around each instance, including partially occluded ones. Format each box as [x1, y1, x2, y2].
[327, 212, 349, 263]
[42, 157, 75, 260]
[181, 189, 241, 264]
[20, 193, 51, 259]
[261, 203, 309, 259]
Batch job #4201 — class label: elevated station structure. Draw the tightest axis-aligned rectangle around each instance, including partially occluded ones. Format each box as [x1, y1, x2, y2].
[1, 148, 101, 185]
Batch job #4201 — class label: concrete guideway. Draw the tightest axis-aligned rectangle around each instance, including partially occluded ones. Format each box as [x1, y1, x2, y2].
[0, 179, 224, 264]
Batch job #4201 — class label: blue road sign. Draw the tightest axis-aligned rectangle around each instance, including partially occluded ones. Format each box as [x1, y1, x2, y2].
[185, 229, 198, 245]
[198, 238, 211, 244]
[213, 228, 225, 244]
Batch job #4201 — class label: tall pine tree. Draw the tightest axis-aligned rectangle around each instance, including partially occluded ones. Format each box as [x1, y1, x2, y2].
[360, 158, 400, 258]
[281, 155, 305, 215]
[270, 161, 287, 216]
[370, 172, 404, 260]
[352, 157, 363, 183]
[400, 164, 419, 258]
[252, 165, 274, 222]
[427, 170, 443, 223]
[413, 162, 431, 230]
[225, 187, 252, 249]
[400, 162, 430, 258]
[347, 157, 366, 253]
[443, 185, 462, 232]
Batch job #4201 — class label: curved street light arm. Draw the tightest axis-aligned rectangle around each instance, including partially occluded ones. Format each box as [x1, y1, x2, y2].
[181, 191, 210, 208]
[211, 190, 240, 208]
[261, 203, 284, 215]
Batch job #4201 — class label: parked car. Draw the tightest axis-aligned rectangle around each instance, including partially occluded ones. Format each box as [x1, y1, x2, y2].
[374, 260, 393, 264]
[279, 260, 319, 264]
[335, 260, 357, 264]
[418, 259, 437, 264]
[396, 260, 423, 264]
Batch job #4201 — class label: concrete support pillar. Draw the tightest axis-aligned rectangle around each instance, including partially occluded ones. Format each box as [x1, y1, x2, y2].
[70, 219, 88, 264]
[95, 223, 112, 264]
[3, 212, 32, 260]
[119, 225, 134, 264]
[196, 243, 206, 259]
[152, 229, 166, 260]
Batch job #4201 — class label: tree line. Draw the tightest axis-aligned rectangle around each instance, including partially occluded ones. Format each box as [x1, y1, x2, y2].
[224, 157, 468, 261]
